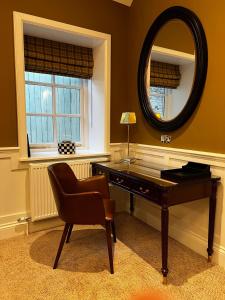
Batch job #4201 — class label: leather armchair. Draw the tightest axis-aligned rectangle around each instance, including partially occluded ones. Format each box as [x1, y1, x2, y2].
[48, 162, 116, 274]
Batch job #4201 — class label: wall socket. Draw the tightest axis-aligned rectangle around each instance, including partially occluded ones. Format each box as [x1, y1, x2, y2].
[161, 135, 171, 144]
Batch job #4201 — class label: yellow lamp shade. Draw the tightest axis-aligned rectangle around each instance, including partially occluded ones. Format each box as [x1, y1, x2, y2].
[120, 112, 136, 124]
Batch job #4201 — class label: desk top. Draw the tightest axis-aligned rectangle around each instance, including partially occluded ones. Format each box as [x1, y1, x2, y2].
[93, 160, 220, 188]
[92, 160, 220, 206]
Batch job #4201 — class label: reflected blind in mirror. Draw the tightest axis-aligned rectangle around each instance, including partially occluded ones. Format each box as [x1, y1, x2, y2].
[150, 60, 181, 89]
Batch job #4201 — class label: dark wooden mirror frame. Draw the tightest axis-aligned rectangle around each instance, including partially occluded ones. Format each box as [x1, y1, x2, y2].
[138, 6, 208, 131]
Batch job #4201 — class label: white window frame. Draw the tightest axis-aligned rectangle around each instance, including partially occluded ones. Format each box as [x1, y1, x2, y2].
[25, 74, 88, 148]
[13, 12, 111, 159]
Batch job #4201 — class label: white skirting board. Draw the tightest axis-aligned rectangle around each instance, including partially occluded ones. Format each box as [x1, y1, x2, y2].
[0, 221, 28, 240]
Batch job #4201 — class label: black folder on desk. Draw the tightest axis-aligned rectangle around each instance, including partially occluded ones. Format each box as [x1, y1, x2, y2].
[161, 162, 211, 181]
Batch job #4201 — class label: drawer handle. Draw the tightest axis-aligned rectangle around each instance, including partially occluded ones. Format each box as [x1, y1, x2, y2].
[116, 177, 124, 184]
[139, 187, 150, 194]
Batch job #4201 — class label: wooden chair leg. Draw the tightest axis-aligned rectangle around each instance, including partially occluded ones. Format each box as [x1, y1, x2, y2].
[66, 224, 74, 243]
[111, 220, 116, 243]
[53, 223, 70, 269]
[105, 220, 114, 274]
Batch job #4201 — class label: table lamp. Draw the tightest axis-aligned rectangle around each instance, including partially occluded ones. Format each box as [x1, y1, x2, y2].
[120, 112, 136, 163]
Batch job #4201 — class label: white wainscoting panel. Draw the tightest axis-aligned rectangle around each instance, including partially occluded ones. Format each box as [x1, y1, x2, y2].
[0, 149, 28, 239]
[0, 147, 109, 240]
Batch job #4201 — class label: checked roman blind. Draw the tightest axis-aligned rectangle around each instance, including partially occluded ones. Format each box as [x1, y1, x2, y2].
[150, 60, 181, 89]
[24, 35, 94, 79]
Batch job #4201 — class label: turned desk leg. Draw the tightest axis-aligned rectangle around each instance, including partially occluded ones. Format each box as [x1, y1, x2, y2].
[161, 206, 169, 284]
[130, 193, 134, 216]
[207, 181, 218, 262]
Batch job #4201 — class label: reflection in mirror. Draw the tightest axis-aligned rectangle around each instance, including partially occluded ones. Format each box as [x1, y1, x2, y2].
[146, 20, 196, 121]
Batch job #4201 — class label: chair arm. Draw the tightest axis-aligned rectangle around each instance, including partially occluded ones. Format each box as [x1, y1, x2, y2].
[60, 191, 106, 224]
[75, 175, 110, 198]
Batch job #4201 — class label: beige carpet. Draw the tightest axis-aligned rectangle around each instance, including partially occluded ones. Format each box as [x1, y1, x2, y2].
[1, 212, 225, 300]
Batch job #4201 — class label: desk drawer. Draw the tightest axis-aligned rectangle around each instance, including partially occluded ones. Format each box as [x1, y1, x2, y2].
[95, 168, 106, 176]
[109, 173, 130, 190]
[132, 182, 159, 202]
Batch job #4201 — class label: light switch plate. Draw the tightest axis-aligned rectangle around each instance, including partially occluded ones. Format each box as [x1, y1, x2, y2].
[161, 135, 171, 143]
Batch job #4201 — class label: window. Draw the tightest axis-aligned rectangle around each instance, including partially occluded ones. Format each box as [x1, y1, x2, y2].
[25, 71, 88, 148]
[14, 12, 111, 158]
[149, 86, 171, 119]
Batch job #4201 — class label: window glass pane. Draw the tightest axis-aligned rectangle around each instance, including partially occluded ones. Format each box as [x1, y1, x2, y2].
[150, 95, 165, 114]
[26, 85, 52, 114]
[150, 86, 165, 95]
[56, 117, 80, 142]
[27, 116, 54, 144]
[55, 75, 81, 86]
[56, 88, 80, 114]
[149, 86, 165, 117]
[25, 72, 84, 147]
[25, 71, 52, 83]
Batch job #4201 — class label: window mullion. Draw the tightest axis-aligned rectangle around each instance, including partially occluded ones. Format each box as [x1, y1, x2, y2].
[25, 81, 52, 88]
[27, 113, 54, 117]
[80, 79, 86, 147]
[52, 75, 57, 146]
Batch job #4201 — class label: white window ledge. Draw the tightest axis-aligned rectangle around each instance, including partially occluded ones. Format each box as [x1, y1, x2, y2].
[19, 149, 110, 162]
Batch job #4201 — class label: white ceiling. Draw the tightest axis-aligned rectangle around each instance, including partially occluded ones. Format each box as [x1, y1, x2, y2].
[113, 0, 133, 7]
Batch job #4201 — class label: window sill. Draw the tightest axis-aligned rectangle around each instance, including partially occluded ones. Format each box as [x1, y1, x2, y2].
[19, 149, 110, 162]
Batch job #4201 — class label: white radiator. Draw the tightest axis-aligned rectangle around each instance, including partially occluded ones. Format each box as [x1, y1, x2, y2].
[29, 160, 91, 221]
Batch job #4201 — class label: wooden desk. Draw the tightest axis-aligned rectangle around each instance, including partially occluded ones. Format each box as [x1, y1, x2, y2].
[92, 161, 220, 283]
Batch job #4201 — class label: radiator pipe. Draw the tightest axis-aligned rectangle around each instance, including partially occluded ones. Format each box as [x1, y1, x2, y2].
[17, 216, 31, 223]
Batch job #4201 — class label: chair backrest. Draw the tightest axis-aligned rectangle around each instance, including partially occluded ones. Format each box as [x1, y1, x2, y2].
[48, 162, 106, 225]
[48, 162, 78, 192]
[48, 163, 78, 220]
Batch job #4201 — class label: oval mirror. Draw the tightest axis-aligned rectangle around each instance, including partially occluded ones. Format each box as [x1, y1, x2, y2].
[138, 6, 208, 131]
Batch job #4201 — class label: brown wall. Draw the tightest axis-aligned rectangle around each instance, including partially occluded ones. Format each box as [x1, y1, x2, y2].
[128, 0, 225, 153]
[0, 0, 129, 146]
[2, 0, 225, 153]
[154, 20, 195, 54]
